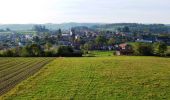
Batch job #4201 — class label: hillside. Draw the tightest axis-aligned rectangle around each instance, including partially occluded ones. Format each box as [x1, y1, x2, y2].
[0, 23, 170, 34]
[1, 56, 170, 99]
[0, 23, 99, 31]
[92, 23, 170, 34]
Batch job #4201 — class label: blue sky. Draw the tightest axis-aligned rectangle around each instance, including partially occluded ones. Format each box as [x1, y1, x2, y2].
[0, 0, 169, 24]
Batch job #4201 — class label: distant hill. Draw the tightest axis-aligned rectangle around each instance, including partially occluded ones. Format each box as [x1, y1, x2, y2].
[0, 23, 170, 34]
[0, 23, 100, 31]
[92, 23, 170, 34]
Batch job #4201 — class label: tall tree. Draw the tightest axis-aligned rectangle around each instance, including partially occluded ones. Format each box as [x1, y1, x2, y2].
[108, 38, 115, 45]
[122, 26, 130, 32]
[155, 42, 167, 56]
[95, 35, 107, 46]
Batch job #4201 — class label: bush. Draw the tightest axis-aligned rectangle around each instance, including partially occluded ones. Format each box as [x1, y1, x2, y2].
[0, 45, 83, 57]
[134, 43, 154, 56]
[166, 52, 170, 56]
[57, 46, 73, 57]
[20, 47, 31, 57]
[72, 50, 83, 57]
[57, 46, 82, 57]
[44, 50, 57, 57]
[1, 49, 14, 57]
[154, 42, 167, 56]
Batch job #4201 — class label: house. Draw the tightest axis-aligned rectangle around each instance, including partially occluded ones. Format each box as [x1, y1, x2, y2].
[136, 39, 153, 43]
[58, 41, 71, 46]
[136, 35, 156, 43]
[156, 37, 170, 45]
[115, 43, 133, 55]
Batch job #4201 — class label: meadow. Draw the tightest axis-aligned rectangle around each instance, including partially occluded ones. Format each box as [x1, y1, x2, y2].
[1, 56, 170, 100]
[83, 50, 114, 57]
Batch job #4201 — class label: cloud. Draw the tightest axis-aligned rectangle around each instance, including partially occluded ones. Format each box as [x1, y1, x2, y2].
[0, 0, 169, 24]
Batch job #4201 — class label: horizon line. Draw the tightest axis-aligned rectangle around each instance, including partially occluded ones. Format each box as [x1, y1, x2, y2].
[0, 22, 169, 25]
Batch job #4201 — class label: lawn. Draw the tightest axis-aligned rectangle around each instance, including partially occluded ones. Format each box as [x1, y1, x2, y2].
[83, 50, 114, 57]
[1, 56, 170, 100]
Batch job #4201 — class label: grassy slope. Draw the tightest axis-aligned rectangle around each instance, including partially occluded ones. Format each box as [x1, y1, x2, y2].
[1, 56, 170, 100]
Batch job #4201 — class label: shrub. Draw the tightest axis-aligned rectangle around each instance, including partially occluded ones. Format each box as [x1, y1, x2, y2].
[72, 50, 83, 57]
[135, 43, 154, 56]
[2, 50, 14, 57]
[0, 45, 82, 57]
[57, 46, 82, 57]
[44, 50, 57, 57]
[20, 46, 31, 57]
[154, 42, 167, 56]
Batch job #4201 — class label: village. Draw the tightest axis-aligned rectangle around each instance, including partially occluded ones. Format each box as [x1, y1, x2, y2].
[1, 25, 170, 52]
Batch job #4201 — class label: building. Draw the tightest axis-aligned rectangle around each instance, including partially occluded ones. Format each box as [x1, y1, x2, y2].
[116, 43, 133, 55]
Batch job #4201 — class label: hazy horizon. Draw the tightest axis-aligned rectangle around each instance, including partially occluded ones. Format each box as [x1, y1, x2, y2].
[0, 22, 170, 25]
[0, 0, 170, 24]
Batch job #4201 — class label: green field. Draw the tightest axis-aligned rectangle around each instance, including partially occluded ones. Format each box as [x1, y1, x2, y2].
[1, 56, 170, 100]
[0, 31, 36, 35]
[0, 57, 54, 96]
[84, 51, 114, 57]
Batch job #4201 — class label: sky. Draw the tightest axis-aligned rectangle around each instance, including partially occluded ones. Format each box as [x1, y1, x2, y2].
[0, 0, 170, 24]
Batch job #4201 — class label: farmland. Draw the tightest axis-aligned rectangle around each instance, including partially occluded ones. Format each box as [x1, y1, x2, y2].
[83, 51, 114, 57]
[0, 57, 54, 96]
[1, 56, 170, 99]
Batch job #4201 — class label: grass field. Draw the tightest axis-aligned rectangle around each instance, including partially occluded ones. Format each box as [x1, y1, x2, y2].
[84, 51, 114, 57]
[0, 31, 37, 35]
[1, 56, 170, 99]
[0, 57, 54, 96]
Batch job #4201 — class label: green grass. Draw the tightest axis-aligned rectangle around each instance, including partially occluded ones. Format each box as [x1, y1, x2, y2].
[84, 51, 114, 57]
[0, 32, 12, 34]
[0, 31, 36, 35]
[1, 56, 170, 100]
[16, 31, 37, 34]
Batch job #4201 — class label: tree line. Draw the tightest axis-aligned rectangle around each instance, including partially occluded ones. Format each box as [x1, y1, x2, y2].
[123, 42, 169, 56]
[0, 44, 82, 57]
[0, 42, 169, 57]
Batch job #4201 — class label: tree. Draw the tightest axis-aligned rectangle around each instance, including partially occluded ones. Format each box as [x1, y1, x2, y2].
[155, 42, 167, 56]
[108, 38, 115, 45]
[6, 28, 11, 32]
[20, 46, 30, 57]
[95, 35, 107, 46]
[2, 49, 14, 57]
[57, 46, 74, 57]
[33, 25, 49, 32]
[58, 29, 62, 34]
[117, 27, 121, 32]
[122, 26, 130, 32]
[45, 42, 52, 50]
[11, 47, 21, 57]
[136, 43, 154, 56]
[21, 44, 43, 57]
[33, 36, 40, 44]
[82, 43, 92, 54]
[30, 44, 43, 56]
[57, 29, 62, 40]
[44, 50, 56, 57]
[57, 46, 82, 57]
